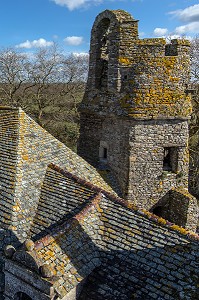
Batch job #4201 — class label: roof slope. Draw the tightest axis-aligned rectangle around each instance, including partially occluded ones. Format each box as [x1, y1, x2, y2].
[79, 194, 199, 300]
[0, 108, 19, 228]
[30, 165, 97, 239]
[19, 173, 198, 300]
[0, 107, 114, 241]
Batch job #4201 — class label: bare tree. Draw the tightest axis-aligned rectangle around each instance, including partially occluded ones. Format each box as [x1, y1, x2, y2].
[24, 44, 63, 125]
[0, 45, 89, 149]
[0, 48, 29, 106]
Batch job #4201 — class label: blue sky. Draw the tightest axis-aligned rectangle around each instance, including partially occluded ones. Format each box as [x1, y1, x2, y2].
[1, 0, 199, 54]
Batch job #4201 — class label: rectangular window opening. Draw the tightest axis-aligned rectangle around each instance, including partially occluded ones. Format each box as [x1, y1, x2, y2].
[163, 147, 178, 173]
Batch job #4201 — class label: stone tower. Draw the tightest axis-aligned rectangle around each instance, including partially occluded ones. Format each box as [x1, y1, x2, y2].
[78, 10, 198, 229]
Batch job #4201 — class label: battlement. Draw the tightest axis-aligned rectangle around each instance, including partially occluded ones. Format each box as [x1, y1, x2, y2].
[81, 10, 191, 120]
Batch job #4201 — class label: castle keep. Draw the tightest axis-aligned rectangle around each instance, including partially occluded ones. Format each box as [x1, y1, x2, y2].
[0, 9, 198, 300]
[78, 9, 198, 231]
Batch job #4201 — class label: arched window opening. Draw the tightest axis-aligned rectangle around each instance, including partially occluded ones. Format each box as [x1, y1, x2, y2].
[14, 292, 32, 300]
[95, 18, 110, 89]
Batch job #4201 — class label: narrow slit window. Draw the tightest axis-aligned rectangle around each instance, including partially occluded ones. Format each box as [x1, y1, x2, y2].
[103, 147, 107, 159]
[99, 141, 108, 163]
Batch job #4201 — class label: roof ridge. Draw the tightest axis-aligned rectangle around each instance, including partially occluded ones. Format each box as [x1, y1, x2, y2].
[34, 193, 101, 250]
[49, 164, 199, 242]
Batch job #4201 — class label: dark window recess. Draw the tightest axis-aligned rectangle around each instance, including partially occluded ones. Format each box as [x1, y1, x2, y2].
[163, 147, 178, 173]
[153, 206, 164, 217]
[124, 75, 128, 80]
[163, 148, 172, 171]
[103, 147, 108, 159]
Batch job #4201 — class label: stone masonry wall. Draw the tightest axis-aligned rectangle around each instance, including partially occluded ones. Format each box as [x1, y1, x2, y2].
[80, 11, 191, 119]
[78, 114, 102, 167]
[4, 260, 53, 300]
[78, 10, 195, 225]
[78, 115, 131, 195]
[155, 188, 198, 232]
[128, 119, 190, 208]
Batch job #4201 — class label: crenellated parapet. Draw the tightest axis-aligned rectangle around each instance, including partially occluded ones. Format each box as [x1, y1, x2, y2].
[81, 10, 192, 119]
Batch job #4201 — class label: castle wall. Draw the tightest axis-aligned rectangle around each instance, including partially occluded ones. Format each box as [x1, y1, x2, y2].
[78, 114, 102, 166]
[4, 260, 53, 300]
[154, 188, 198, 232]
[78, 115, 130, 196]
[128, 119, 190, 207]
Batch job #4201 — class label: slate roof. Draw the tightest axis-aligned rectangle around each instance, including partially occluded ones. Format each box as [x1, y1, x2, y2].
[0, 107, 114, 239]
[16, 167, 198, 300]
[0, 108, 19, 228]
[30, 165, 97, 239]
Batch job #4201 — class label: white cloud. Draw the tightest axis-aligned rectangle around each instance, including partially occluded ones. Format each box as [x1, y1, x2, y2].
[64, 36, 84, 46]
[51, 0, 102, 10]
[16, 38, 53, 49]
[175, 22, 199, 34]
[153, 28, 169, 36]
[169, 4, 199, 23]
[52, 0, 85, 10]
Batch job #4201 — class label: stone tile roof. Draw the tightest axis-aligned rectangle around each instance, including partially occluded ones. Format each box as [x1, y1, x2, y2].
[32, 194, 103, 298]
[0, 107, 114, 241]
[0, 108, 19, 228]
[30, 165, 97, 239]
[79, 194, 199, 299]
[18, 168, 198, 299]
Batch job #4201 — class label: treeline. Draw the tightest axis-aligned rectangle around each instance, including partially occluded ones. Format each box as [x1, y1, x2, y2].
[0, 41, 198, 198]
[0, 44, 88, 150]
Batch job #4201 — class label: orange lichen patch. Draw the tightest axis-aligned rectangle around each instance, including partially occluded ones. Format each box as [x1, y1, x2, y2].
[127, 202, 138, 210]
[163, 57, 177, 69]
[171, 187, 193, 199]
[119, 57, 132, 65]
[135, 38, 166, 46]
[170, 224, 189, 235]
[13, 205, 20, 212]
[172, 39, 190, 46]
[157, 217, 167, 225]
[121, 90, 192, 118]
[22, 154, 29, 161]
